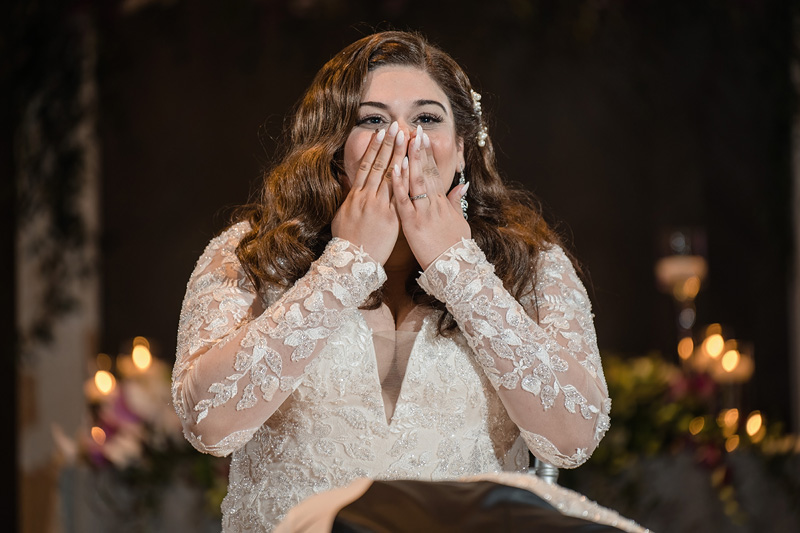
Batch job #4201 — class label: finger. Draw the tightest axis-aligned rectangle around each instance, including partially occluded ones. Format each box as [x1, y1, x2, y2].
[363, 121, 399, 191]
[407, 126, 427, 199]
[378, 162, 399, 201]
[377, 127, 409, 200]
[392, 155, 414, 217]
[447, 180, 469, 214]
[352, 129, 386, 190]
[419, 131, 444, 195]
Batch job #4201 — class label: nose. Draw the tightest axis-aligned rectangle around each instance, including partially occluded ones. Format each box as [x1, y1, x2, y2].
[392, 120, 411, 138]
[393, 120, 417, 145]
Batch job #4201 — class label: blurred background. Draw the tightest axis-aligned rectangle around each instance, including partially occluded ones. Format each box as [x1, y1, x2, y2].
[4, 0, 799, 531]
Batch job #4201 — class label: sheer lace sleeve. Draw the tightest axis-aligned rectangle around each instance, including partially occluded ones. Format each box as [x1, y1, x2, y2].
[417, 239, 610, 468]
[172, 223, 387, 457]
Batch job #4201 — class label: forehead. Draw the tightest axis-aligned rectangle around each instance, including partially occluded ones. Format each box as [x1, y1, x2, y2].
[361, 66, 451, 110]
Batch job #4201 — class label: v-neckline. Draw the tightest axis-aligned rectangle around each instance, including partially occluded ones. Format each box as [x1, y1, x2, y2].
[357, 311, 431, 427]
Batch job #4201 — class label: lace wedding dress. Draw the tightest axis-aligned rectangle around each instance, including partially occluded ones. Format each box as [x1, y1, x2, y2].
[172, 222, 611, 532]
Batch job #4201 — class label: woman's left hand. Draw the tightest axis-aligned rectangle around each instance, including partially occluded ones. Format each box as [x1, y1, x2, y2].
[392, 129, 471, 270]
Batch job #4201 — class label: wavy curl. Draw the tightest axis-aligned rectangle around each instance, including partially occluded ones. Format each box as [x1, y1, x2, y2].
[234, 31, 570, 334]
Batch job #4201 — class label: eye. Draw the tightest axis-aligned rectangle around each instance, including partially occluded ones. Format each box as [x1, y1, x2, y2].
[356, 115, 387, 127]
[415, 113, 444, 125]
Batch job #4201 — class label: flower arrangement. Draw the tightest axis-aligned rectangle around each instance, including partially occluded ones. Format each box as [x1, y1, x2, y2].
[595, 351, 797, 464]
[56, 337, 228, 523]
[561, 351, 800, 528]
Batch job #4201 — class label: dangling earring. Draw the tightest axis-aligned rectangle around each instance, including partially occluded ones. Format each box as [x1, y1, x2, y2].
[459, 165, 468, 220]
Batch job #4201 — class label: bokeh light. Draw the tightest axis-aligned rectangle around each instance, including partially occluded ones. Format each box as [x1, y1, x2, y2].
[678, 337, 694, 360]
[682, 276, 701, 299]
[132, 344, 152, 371]
[96, 353, 112, 371]
[689, 416, 705, 435]
[704, 334, 724, 358]
[91, 426, 107, 445]
[133, 336, 150, 348]
[746, 411, 763, 437]
[721, 349, 740, 372]
[94, 370, 116, 395]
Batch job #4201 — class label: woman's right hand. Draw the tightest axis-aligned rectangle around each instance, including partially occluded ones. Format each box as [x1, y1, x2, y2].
[332, 121, 407, 265]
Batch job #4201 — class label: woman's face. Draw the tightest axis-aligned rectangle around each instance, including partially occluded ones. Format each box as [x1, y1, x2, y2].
[342, 66, 464, 192]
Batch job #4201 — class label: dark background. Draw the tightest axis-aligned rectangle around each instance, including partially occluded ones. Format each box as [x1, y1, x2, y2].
[93, 0, 794, 424]
[4, 1, 796, 530]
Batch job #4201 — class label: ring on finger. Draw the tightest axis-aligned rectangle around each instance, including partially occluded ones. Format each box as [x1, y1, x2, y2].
[409, 193, 428, 201]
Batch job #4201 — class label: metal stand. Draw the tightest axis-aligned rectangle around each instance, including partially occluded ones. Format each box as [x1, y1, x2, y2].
[531, 458, 559, 485]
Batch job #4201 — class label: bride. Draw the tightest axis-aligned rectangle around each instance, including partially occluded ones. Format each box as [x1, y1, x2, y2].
[172, 30, 613, 532]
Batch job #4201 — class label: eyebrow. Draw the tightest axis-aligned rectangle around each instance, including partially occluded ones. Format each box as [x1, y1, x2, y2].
[359, 99, 448, 114]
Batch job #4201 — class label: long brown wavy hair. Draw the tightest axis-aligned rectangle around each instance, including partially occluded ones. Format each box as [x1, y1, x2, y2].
[234, 31, 567, 334]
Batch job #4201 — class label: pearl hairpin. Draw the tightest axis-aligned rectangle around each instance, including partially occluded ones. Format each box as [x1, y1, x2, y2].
[470, 90, 488, 147]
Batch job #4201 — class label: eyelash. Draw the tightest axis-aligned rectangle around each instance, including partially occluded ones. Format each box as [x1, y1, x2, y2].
[356, 115, 385, 126]
[355, 113, 444, 127]
[416, 113, 444, 124]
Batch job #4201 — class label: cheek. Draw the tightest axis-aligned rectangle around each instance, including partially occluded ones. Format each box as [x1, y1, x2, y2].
[343, 131, 371, 189]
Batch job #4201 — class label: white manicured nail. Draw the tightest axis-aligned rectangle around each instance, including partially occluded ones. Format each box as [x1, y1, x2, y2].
[376, 129, 386, 142]
[461, 181, 470, 196]
[388, 121, 399, 135]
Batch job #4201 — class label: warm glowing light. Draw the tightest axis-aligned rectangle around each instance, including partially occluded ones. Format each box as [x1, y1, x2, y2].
[721, 349, 740, 372]
[706, 323, 722, 336]
[94, 370, 116, 395]
[718, 408, 739, 437]
[725, 435, 740, 452]
[677, 337, 694, 360]
[724, 408, 739, 427]
[746, 412, 763, 437]
[751, 424, 767, 444]
[96, 353, 112, 371]
[704, 334, 724, 358]
[689, 416, 705, 435]
[133, 336, 150, 349]
[132, 344, 152, 371]
[91, 426, 107, 445]
[682, 276, 701, 299]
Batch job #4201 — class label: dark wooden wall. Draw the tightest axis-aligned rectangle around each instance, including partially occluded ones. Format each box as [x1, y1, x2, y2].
[93, 0, 794, 425]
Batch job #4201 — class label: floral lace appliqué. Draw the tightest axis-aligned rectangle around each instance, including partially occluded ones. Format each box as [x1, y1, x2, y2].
[418, 239, 610, 468]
